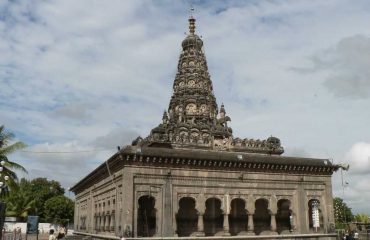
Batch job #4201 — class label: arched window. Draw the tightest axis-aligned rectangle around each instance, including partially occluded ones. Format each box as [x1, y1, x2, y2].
[204, 198, 223, 236]
[176, 197, 198, 236]
[229, 198, 248, 236]
[276, 199, 291, 234]
[137, 195, 156, 237]
[253, 198, 271, 235]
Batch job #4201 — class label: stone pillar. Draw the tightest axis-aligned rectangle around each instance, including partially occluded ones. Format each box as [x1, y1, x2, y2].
[100, 215, 103, 231]
[223, 213, 230, 236]
[103, 215, 106, 231]
[74, 202, 79, 231]
[96, 216, 99, 231]
[163, 175, 173, 236]
[222, 194, 231, 236]
[290, 213, 295, 232]
[122, 169, 134, 236]
[105, 214, 110, 231]
[298, 182, 308, 233]
[195, 193, 206, 237]
[94, 215, 97, 231]
[196, 212, 205, 236]
[247, 213, 254, 234]
[270, 213, 277, 232]
[111, 212, 115, 231]
[98, 214, 104, 231]
[246, 197, 255, 235]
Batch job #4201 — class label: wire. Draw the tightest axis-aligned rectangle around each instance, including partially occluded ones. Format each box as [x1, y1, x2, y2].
[19, 149, 114, 154]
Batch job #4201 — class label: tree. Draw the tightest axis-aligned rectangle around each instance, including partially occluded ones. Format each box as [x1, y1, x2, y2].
[20, 178, 65, 221]
[333, 197, 354, 228]
[354, 213, 370, 223]
[3, 178, 69, 221]
[44, 195, 74, 225]
[5, 189, 35, 221]
[0, 125, 27, 193]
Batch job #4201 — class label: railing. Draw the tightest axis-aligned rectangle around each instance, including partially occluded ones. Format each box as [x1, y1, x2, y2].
[2, 231, 16, 240]
[73, 231, 338, 240]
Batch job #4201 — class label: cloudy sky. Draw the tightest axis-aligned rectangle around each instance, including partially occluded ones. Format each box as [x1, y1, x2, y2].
[1, 0, 370, 213]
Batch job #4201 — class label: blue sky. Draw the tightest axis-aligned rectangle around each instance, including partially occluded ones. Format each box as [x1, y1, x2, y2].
[1, 0, 370, 213]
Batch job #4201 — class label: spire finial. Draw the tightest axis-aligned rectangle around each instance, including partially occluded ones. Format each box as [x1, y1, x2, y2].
[188, 5, 196, 34]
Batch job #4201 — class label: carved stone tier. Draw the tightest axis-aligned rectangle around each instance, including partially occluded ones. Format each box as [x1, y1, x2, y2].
[134, 16, 284, 155]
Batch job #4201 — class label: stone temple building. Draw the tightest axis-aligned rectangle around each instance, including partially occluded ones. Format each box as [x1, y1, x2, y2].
[71, 16, 339, 239]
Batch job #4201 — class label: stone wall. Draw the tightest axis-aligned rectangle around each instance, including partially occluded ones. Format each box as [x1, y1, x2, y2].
[74, 164, 335, 238]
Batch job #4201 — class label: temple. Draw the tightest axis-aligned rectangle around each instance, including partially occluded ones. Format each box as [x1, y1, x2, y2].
[71, 15, 338, 239]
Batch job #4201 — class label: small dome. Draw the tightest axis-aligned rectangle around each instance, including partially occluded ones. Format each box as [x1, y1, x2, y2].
[267, 136, 281, 146]
[182, 34, 203, 50]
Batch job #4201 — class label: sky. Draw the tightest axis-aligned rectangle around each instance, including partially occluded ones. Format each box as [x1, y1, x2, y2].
[1, 0, 370, 214]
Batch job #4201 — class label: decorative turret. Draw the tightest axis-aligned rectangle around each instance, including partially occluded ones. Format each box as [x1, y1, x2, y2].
[135, 15, 284, 155]
[162, 111, 168, 124]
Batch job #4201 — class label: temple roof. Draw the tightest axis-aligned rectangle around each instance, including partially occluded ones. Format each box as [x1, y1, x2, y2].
[133, 16, 284, 155]
[70, 145, 338, 192]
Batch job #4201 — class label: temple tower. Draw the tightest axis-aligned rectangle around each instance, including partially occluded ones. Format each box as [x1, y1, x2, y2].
[144, 15, 283, 155]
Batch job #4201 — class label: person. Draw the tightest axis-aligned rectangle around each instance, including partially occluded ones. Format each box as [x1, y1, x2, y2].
[15, 227, 22, 240]
[343, 231, 349, 240]
[49, 229, 56, 240]
[346, 231, 355, 240]
[354, 231, 359, 240]
[57, 225, 66, 240]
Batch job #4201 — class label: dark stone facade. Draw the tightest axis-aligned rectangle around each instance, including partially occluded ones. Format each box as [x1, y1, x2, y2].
[71, 16, 338, 239]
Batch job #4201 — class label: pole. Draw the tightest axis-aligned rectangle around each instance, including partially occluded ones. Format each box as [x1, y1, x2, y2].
[341, 168, 347, 225]
[0, 202, 5, 240]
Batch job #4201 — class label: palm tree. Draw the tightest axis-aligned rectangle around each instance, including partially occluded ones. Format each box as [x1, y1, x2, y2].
[5, 189, 36, 220]
[0, 125, 27, 194]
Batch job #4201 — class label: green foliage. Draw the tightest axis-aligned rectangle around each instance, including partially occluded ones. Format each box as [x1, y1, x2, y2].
[333, 197, 354, 227]
[5, 189, 36, 220]
[0, 125, 27, 194]
[3, 177, 70, 221]
[44, 195, 74, 225]
[0, 126, 74, 223]
[354, 213, 370, 223]
[19, 178, 65, 221]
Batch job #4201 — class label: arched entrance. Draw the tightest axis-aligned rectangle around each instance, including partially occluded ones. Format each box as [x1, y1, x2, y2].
[276, 199, 291, 233]
[204, 198, 223, 236]
[229, 198, 248, 235]
[253, 198, 271, 235]
[137, 195, 156, 237]
[176, 197, 198, 236]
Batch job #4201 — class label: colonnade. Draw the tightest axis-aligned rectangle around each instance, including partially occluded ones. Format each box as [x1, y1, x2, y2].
[136, 195, 323, 237]
[94, 212, 116, 232]
[175, 197, 293, 237]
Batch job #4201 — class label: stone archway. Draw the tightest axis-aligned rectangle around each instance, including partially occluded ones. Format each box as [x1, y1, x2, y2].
[137, 195, 157, 237]
[204, 197, 223, 236]
[229, 198, 248, 235]
[176, 197, 198, 236]
[276, 199, 291, 234]
[253, 198, 271, 235]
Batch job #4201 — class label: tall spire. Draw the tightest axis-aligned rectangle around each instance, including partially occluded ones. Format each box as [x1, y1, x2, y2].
[188, 6, 196, 34]
[137, 15, 284, 155]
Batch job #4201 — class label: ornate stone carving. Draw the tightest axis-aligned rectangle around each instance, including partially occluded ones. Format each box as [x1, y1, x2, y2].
[129, 15, 284, 156]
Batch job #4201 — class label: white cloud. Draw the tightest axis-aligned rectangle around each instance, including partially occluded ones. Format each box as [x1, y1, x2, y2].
[14, 141, 110, 190]
[332, 142, 370, 214]
[309, 35, 370, 99]
[1, 0, 370, 213]
[345, 142, 370, 174]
